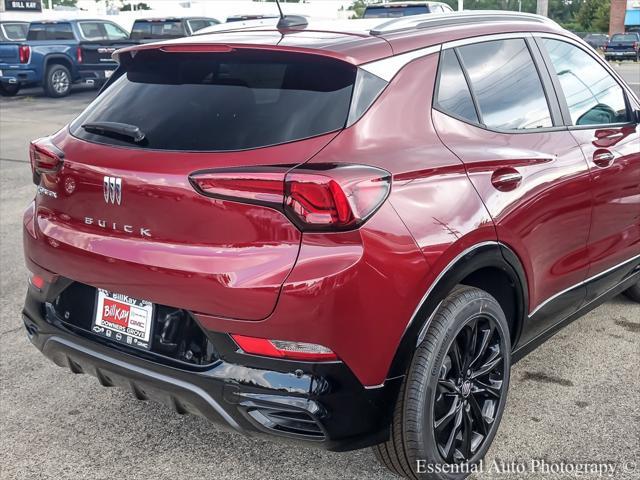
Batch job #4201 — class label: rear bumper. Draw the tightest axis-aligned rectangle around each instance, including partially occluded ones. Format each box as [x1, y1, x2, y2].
[0, 65, 38, 86]
[22, 285, 401, 451]
[605, 51, 638, 60]
[76, 65, 116, 82]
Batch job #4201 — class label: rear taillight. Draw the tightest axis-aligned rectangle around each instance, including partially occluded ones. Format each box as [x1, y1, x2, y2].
[231, 334, 338, 362]
[189, 164, 391, 232]
[29, 137, 64, 184]
[76, 46, 83, 63]
[18, 44, 30, 64]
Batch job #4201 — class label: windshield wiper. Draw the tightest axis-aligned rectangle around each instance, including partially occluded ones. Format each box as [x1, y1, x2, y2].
[81, 121, 146, 144]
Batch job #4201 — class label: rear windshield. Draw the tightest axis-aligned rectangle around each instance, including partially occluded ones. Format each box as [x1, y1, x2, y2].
[27, 22, 74, 41]
[130, 20, 186, 40]
[70, 50, 356, 151]
[1, 23, 28, 41]
[363, 5, 429, 18]
[611, 33, 638, 42]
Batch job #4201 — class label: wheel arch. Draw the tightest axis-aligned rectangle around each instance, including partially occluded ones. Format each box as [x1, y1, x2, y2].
[385, 241, 528, 380]
[43, 54, 75, 77]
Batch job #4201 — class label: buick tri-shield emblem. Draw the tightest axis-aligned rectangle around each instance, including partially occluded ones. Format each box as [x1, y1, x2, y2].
[103, 176, 122, 205]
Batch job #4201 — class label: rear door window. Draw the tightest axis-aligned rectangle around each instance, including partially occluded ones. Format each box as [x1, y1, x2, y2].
[130, 20, 186, 40]
[457, 39, 553, 130]
[541, 38, 629, 126]
[27, 23, 74, 41]
[71, 50, 356, 151]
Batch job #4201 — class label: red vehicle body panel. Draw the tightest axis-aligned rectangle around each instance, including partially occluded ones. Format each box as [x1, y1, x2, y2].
[22, 19, 640, 390]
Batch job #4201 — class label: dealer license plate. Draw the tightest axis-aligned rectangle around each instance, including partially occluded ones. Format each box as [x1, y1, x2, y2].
[92, 289, 154, 350]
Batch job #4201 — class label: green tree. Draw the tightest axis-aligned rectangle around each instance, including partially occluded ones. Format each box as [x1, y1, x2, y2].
[591, 0, 611, 32]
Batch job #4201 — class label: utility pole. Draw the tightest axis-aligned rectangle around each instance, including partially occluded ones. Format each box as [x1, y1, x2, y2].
[536, 0, 549, 17]
[458, 0, 463, 11]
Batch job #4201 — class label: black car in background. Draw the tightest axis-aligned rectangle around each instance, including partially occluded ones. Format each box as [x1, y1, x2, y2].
[129, 17, 220, 42]
[584, 33, 608, 50]
[0, 21, 29, 42]
[605, 32, 640, 61]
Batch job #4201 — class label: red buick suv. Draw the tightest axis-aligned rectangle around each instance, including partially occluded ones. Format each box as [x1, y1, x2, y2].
[22, 11, 640, 479]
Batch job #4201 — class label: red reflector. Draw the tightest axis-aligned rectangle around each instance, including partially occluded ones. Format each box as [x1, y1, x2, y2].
[231, 335, 338, 362]
[30, 274, 45, 290]
[29, 138, 64, 180]
[19, 45, 30, 64]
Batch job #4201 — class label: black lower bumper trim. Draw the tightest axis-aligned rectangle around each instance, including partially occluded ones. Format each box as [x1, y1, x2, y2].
[41, 334, 242, 431]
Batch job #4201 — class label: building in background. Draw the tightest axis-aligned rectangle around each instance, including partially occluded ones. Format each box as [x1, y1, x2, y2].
[611, 0, 640, 34]
[1, 0, 43, 13]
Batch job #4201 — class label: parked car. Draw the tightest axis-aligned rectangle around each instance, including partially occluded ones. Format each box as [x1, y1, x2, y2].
[0, 19, 135, 98]
[604, 32, 640, 61]
[0, 20, 29, 96]
[129, 17, 220, 42]
[584, 32, 608, 50]
[226, 14, 279, 23]
[363, 1, 453, 18]
[22, 11, 640, 479]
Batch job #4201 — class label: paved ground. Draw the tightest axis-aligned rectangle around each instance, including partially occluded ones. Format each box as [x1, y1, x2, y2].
[1, 66, 639, 480]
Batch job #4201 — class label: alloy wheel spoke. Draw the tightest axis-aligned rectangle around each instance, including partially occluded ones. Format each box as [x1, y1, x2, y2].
[449, 339, 464, 377]
[463, 321, 478, 371]
[467, 394, 489, 435]
[440, 405, 463, 461]
[435, 397, 460, 431]
[438, 379, 459, 394]
[469, 325, 493, 368]
[471, 355, 503, 379]
[473, 379, 502, 399]
[461, 407, 473, 458]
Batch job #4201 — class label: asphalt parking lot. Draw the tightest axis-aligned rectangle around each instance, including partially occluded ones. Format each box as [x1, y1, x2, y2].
[1, 64, 639, 480]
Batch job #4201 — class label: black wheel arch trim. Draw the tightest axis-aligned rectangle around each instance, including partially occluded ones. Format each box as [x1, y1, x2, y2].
[384, 241, 528, 381]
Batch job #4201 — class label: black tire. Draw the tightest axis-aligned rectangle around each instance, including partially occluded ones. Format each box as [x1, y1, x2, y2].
[624, 282, 640, 302]
[0, 83, 20, 96]
[44, 64, 71, 98]
[373, 286, 511, 480]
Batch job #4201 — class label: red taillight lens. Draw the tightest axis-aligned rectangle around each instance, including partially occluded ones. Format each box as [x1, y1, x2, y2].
[284, 164, 391, 231]
[189, 164, 391, 231]
[189, 167, 287, 205]
[29, 138, 64, 183]
[231, 334, 338, 361]
[18, 44, 30, 63]
[76, 46, 83, 63]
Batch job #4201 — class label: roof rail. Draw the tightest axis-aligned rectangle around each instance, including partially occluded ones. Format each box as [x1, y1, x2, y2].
[370, 10, 557, 35]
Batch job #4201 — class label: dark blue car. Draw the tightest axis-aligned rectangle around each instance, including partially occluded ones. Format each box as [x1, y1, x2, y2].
[0, 19, 134, 97]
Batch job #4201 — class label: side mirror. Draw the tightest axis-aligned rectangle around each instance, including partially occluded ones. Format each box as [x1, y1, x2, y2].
[635, 109, 640, 124]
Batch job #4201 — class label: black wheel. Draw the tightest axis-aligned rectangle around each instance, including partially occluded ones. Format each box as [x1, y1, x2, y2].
[44, 64, 71, 98]
[624, 282, 640, 302]
[373, 286, 511, 479]
[0, 83, 20, 96]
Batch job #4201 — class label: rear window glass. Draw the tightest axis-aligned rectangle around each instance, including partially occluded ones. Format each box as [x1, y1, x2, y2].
[130, 20, 186, 39]
[79, 22, 128, 41]
[363, 6, 429, 18]
[610, 33, 638, 42]
[70, 50, 356, 151]
[27, 23, 74, 41]
[1, 23, 28, 41]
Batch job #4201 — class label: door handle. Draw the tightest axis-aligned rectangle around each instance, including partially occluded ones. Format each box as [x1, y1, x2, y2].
[593, 150, 615, 168]
[491, 168, 522, 191]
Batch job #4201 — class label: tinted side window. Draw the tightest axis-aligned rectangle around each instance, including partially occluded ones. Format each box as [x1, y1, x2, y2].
[435, 49, 478, 124]
[542, 39, 628, 126]
[104, 23, 129, 40]
[28, 23, 74, 40]
[80, 22, 105, 40]
[458, 39, 553, 130]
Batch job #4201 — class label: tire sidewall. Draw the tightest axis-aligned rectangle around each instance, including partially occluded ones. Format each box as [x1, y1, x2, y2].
[409, 293, 511, 478]
[46, 65, 71, 98]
